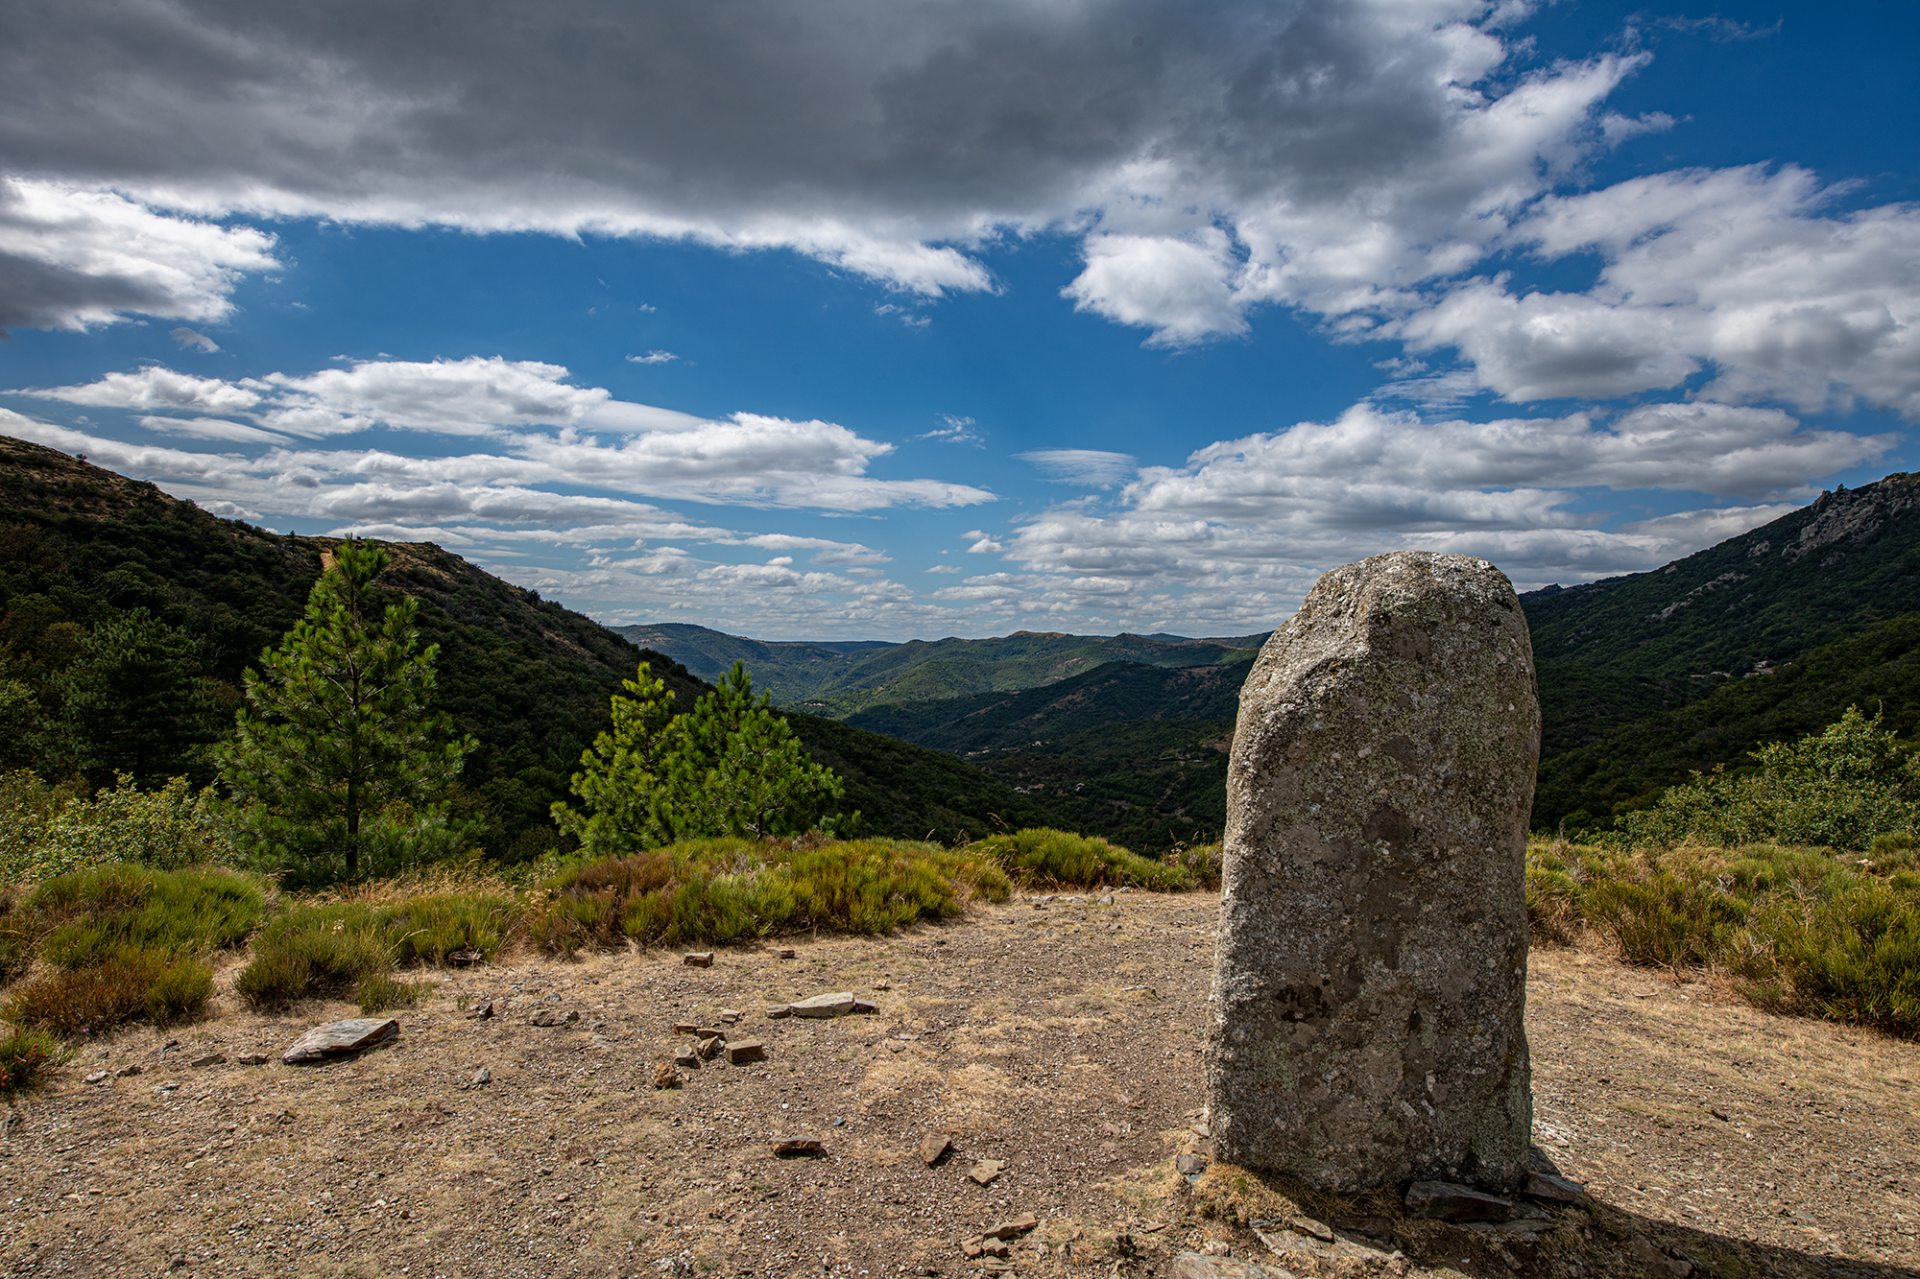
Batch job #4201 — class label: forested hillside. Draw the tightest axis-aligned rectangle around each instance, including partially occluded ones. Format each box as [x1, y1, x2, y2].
[0, 436, 1064, 854]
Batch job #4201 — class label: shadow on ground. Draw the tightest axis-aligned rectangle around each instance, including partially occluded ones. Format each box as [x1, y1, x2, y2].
[1188, 1159, 1918, 1279]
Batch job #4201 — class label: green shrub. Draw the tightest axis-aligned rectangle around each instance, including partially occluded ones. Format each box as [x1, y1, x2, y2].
[0, 1029, 60, 1098]
[235, 890, 518, 1011]
[30, 865, 265, 969]
[6, 949, 215, 1035]
[531, 836, 1011, 955]
[1164, 841, 1223, 890]
[1623, 708, 1920, 852]
[0, 772, 237, 886]
[963, 828, 1195, 891]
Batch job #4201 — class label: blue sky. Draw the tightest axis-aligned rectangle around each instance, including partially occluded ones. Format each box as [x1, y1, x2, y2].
[1, 1, 1915, 638]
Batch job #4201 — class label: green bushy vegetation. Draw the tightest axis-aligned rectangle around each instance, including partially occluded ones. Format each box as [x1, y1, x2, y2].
[962, 827, 1195, 891]
[1526, 838, 1920, 1037]
[1, 864, 264, 1036]
[0, 1028, 61, 1098]
[0, 772, 237, 886]
[234, 889, 517, 1012]
[1164, 841, 1223, 890]
[530, 836, 1010, 957]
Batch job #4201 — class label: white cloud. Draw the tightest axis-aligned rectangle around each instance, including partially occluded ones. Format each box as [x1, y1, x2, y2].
[1017, 448, 1138, 488]
[918, 414, 981, 445]
[626, 350, 678, 365]
[0, 178, 278, 332]
[169, 326, 219, 353]
[136, 414, 287, 445]
[1063, 231, 1246, 347]
[27, 366, 262, 414]
[1402, 166, 1920, 417]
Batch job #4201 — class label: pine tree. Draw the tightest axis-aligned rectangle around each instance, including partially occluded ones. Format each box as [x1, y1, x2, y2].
[553, 660, 848, 856]
[63, 608, 218, 785]
[217, 541, 474, 880]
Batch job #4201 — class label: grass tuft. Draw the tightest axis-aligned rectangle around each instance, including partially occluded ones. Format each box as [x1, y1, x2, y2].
[963, 827, 1195, 891]
[6, 949, 215, 1034]
[0, 1028, 61, 1098]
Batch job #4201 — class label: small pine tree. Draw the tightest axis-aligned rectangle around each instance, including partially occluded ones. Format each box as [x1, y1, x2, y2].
[217, 541, 474, 881]
[554, 660, 848, 856]
[63, 608, 218, 785]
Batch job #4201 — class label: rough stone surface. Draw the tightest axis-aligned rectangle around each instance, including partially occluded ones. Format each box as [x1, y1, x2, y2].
[788, 991, 858, 1018]
[281, 1018, 399, 1064]
[1405, 1179, 1517, 1222]
[1169, 1255, 1289, 1279]
[1205, 551, 1539, 1193]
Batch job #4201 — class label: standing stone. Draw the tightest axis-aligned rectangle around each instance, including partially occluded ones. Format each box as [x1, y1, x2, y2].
[1205, 552, 1539, 1193]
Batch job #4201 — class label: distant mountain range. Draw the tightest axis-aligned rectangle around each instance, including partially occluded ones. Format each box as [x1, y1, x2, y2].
[10, 430, 1915, 853]
[628, 472, 1920, 839]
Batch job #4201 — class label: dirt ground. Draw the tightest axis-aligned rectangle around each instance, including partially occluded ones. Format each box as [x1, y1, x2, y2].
[2, 891, 1916, 1279]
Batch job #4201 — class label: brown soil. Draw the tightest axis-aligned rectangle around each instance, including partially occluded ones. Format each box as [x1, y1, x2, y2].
[2, 893, 1916, 1279]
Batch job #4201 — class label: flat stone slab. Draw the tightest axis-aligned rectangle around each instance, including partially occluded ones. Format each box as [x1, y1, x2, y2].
[788, 991, 858, 1018]
[1170, 1255, 1290, 1279]
[1406, 1179, 1517, 1222]
[282, 1018, 399, 1064]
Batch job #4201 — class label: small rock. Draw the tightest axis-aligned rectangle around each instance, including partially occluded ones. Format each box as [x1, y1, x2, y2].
[1709, 1106, 1730, 1122]
[726, 1040, 766, 1066]
[694, 1026, 727, 1039]
[772, 1138, 825, 1158]
[653, 1061, 683, 1090]
[529, 1009, 578, 1028]
[282, 1018, 399, 1064]
[1098, 894, 1115, 906]
[967, 1159, 1008, 1186]
[765, 1004, 792, 1019]
[979, 1240, 1011, 1259]
[190, 1053, 225, 1069]
[683, 952, 715, 968]
[236, 1053, 269, 1066]
[960, 1237, 984, 1259]
[671, 1021, 699, 1034]
[468, 1066, 492, 1088]
[719, 1009, 743, 1025]
[115, 1063, 144, 1078]
[1404, 1180, 1516, 1223]
[789, 991, 858, 1018]
[695, 1035, 724, 1061]
[1288, 1216, 1335, 1244]
[83, 1071, 109, 1086]
[850, 998, 879, 1015]
[467, 1001, 494, 1020]
[776, 948, 796, 959]
[672, 1051, 700, 1069]
[918, 1133, 954, 1166]
[1176, 1153, 1209, 1176]
[447, 948, 482, 967]
[1523, 1171, 1587, 1205]
[985, 1214, 1038, 1241]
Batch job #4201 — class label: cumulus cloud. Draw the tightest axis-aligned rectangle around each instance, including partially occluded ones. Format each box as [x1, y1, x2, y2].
[626, 350, 677, 365]
[0, 178, 277, 332]
[169, 326, 220, 353]
[12, 355, 995, 511]
[1402, 166, 1920, 417]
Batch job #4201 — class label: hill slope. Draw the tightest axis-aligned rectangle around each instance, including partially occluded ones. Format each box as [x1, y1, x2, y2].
[0, 435, 1064, 851]
[618, 621, 1262, 715]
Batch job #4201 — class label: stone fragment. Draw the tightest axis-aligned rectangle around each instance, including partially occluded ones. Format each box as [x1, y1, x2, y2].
[718, 1009, 742, 1024]
[446, 948, 482, 967]
[788, 991, 858, 1018]
[765, 1004, 792, 1019]
[1175, 1153, 1209, 1176]
[694, 1026, 727, 1039]
[1170, 1255, 1288, 1279]
[1405, 1180, 1516, 1222]
[190, 1053, 225, 1068]
[115, 1063, 143, 1078]
[967, 1159, 1007, 1186]
[960, 1237, 984, 1259]
[672, 1051, 700, 1069]
[1523, 1171, 1587, 1204]
[985, 1214, 1038, 1240]
[282, 1018, 399, 1064]
[850, 999, 879, 1015]
[979, 1240, 1011, 1260]
[683, 952, 714, 968]
[83, 1070, 109, 1085]
[695, 1035, 724, 1061]
[653, 1061, 683, 1090]
[725, 1040, 766, 1065]
[467, 1001, 494, 1020]
[529, 1009, 578, 1028]
[776, 947, 796, 959]
[671, 1021, 699, 1034]
[236, 1053, 269, 1066]
[918, 1133, 954, 1166]
[1206, 551, 1538, 1193]
[468, 1066, 491, 1088]
[772, 1138, 824, 1158]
